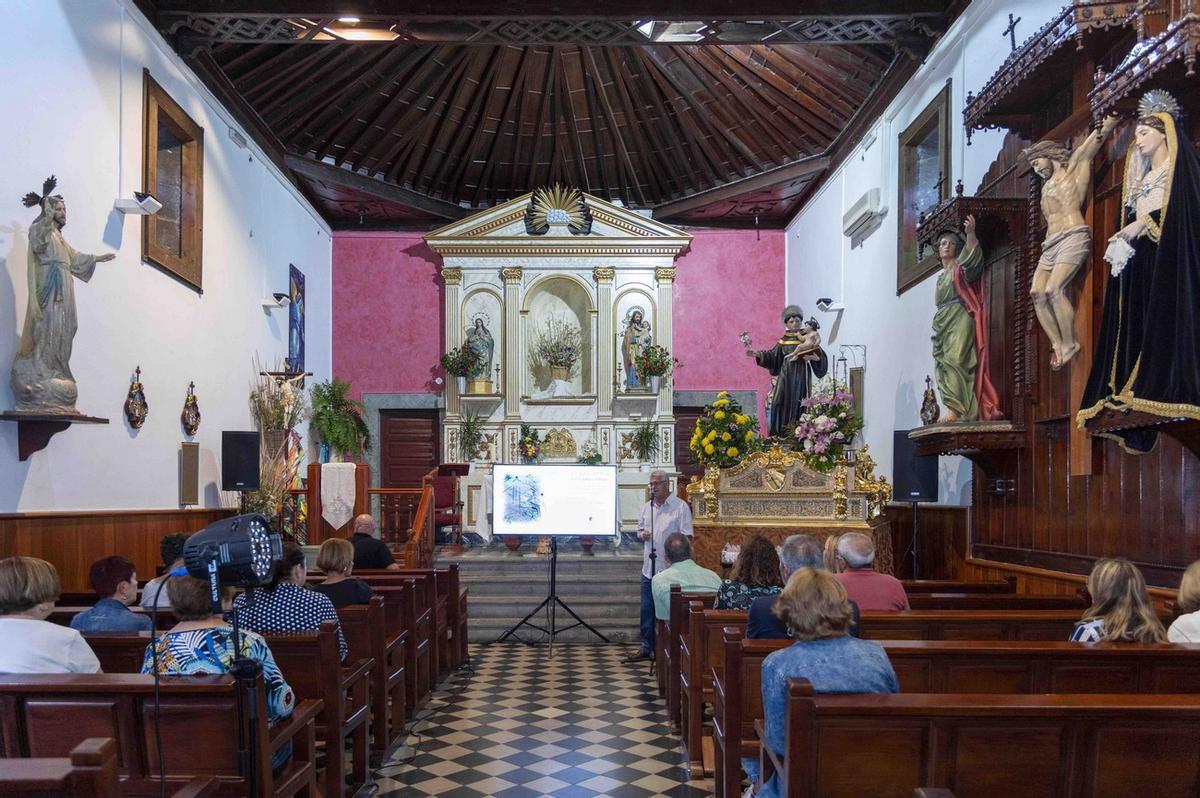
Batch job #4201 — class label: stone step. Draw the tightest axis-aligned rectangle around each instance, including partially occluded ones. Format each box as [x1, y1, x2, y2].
[466, 617, 641, 644]
[459, 576, 640, 598]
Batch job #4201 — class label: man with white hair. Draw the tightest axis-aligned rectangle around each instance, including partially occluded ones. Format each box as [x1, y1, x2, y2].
[623, 469, 693, 664]
[747, 534, 860, 639]
[834, 532, 909, 610]
[350, 514, 401, 571]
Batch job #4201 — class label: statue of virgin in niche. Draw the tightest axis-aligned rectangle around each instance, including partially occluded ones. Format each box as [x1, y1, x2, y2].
[621, 306, 651, 390]
[466, 316, 494, 379]
[11, 176, 115, 413]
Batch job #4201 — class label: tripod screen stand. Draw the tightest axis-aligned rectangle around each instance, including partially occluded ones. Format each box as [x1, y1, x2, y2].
[495, 537, 610, 654]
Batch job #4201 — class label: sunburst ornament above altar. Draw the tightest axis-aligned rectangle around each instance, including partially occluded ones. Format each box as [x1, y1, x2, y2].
[525, 184, 593, 236]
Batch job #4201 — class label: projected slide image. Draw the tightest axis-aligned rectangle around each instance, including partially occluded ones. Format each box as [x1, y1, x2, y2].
[503, 474, 542, 524]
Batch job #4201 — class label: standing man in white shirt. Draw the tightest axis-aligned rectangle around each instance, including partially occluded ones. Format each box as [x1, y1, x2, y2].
[623, 469, 693, 663]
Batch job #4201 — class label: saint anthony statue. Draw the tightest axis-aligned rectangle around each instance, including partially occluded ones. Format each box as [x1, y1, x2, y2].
[466, 317, 494, 379]
[11, 176, 115, 413]
[748, 306, 828, 437]
[931, 215, 1002, 423]
[1024, 114, 1119, 370]
[1078, 91, 1200, 453]
[621, 307, 652, 390]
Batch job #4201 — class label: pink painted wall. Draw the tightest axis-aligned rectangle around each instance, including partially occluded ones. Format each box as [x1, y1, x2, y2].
[332, 232, 444, 398]
[673, 229, 785, 425]
[332, 228, 784, 418]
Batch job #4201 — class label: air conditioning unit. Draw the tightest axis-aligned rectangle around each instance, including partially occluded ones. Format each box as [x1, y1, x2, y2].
[842, 188, 887, 248]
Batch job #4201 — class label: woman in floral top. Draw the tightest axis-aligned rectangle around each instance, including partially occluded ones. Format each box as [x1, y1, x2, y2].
[1069, 558, 1166, 643]
[142, 575, 295, 770]
[715, 534, 784, 610]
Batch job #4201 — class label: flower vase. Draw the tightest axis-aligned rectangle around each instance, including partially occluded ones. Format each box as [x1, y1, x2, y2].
[650, 375, 661, 394]
[318, 443, 330, 464]
[456, 376, 467, 394]
[550, 365, 570, 382]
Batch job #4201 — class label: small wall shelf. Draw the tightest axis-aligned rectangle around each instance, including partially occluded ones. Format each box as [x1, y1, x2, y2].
[0, 412, 109, 461]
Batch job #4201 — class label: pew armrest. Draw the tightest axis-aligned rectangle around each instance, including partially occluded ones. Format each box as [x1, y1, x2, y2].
[341, 657, 375, 693]
[171, 776, 221, 798]
[754, 718, 784, 786]
[270, 699, 324, 754]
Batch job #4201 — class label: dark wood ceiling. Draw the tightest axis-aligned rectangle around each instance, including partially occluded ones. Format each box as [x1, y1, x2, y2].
[141, 1, 961, 229]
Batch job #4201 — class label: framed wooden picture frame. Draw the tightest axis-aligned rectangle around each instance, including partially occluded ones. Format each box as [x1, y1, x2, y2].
[143, 70, 204, 292]
[896, 81, 951, 295]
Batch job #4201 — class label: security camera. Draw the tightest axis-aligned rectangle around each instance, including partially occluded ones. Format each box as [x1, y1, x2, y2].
[272, 293, 291, 306]
[113, 191, 163, 215]
[262, 293, 291, 310]
[816, 298, 845, 313]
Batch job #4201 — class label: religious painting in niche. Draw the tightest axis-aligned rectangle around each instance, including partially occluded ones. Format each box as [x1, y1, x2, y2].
[614, 290, 655, 392]
[142, 70, 204, 292]
[289, 264, 305, 378]
[897, 82, 951, 294]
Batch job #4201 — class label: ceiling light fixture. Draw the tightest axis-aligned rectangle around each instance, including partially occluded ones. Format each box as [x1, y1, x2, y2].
[338, 16, 361, 23]
[636, 20, 655, 39]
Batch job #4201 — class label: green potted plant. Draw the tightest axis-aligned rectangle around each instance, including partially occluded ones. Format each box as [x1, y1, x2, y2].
[441, 346, 482, 394]
[458, 410, 486, 462]
[309, 378, 371, 462]
[631, 420, 659, 472]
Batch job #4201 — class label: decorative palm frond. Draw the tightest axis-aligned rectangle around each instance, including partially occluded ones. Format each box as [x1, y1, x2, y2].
[525, 184, 592, 235]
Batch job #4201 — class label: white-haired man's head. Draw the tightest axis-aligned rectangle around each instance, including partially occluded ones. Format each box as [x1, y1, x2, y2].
[778, 534, 823, 579]
[352, 514, 378, 539]
[836, 532, 876, 569]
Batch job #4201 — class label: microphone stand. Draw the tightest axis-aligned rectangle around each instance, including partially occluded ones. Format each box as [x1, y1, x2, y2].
[647, 494, 657, 676]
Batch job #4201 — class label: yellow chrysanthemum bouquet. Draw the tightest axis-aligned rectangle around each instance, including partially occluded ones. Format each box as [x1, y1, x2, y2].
[688, 391, 764, 468]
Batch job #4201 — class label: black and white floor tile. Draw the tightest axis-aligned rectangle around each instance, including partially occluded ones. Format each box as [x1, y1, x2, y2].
[363, 644, 715, 797]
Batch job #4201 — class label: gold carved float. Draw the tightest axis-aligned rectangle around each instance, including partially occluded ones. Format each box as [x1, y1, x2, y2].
[686, 444, 895, 573]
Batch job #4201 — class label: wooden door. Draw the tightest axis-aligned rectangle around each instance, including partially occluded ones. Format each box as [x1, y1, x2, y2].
[674, 406, 705, 489]
[379, 410, 440, 488]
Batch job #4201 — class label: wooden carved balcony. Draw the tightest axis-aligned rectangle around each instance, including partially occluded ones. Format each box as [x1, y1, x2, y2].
[1090, 11, 1200, 117]
[964, 1, 1140, 141]
[1084, 408, 1200, 459]
[915, 183, 1026, 259]
[908, 421, 1027, 475]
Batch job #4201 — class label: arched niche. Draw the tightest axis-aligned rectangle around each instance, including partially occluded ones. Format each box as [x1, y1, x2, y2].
[523, 274, 595, 396]
[614, 287, 656, 393]
[461, 287, 503, 385]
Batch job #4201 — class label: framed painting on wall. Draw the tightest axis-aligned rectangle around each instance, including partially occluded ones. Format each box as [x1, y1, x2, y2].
[289, 264, 305, 378]
[142, 70, 204, 292]
[896, 81, 951, 295]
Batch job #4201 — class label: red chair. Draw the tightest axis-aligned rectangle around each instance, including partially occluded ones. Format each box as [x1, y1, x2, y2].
[431, 474, 464, 551]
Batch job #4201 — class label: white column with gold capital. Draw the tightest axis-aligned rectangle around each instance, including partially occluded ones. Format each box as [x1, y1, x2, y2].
[501, 266, 522, 419]
[655, 266, 675, 418]
[594, 266, 615, 418]
[442, 267, 464, 418]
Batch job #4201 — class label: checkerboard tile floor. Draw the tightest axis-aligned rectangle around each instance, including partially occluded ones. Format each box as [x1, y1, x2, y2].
[364, 644, 715, 797]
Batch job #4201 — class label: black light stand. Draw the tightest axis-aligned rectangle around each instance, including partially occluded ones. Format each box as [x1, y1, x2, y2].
[646, 499, 656, 676]
[495, 537, 610, 655]
[909, 501, 920, 579]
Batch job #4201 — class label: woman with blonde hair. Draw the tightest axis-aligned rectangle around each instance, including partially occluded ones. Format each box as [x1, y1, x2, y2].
[1168, 561, 1200, 642]
[1070, 558, 1167, 643]
[755, 568, 898, 798]
[0, 556, 100, 673]
[312, 538, 374, 607]
[822, 533, 843, 573]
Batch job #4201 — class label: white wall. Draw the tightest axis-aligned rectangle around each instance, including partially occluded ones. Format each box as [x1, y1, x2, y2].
[0, 0, 332, 511]
[785, 0, 1053, 504]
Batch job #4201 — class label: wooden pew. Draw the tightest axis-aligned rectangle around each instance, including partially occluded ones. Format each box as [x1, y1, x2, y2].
[762, 678, 1200, 797]
[339, 572, 441, 686]
[82, 623, 371, 798]
[0, 737, 218, 798]
[369, 580, 431, 709]
[0, 673, 321, 796]
[906, 593, 1086, 610]
[47, 606, 178, 628]
[679, 603, 745, 773]
[335, 596, 408, 751]
[713, 630, 1200, 798]
[350, 565, 467, 674]
[901, 577, 1015, 594]
[662, 586, 719, 722]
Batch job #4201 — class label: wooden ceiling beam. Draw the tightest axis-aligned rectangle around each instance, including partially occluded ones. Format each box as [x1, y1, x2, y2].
[711, 46, 833, 149]
[618, 52, 700, 195]
[388, 50, 479, 185]
[578, 50, 619, 200]
[435, 47, 511, 200]
[470, 47, 534, 207]
[720, 46, 846, 139]
[599, 49, 675, 200]
[284, 154, 467, 219]
[253, 45, 362, 119]
[557, 51, 593, 195]
[652, 153, 829, 218]
[583, 48, 647, 205]
[153, 0, 947, 20]
[526, 51, 558, 192]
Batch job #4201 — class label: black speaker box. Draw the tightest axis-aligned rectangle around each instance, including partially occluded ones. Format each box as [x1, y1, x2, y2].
[893, 430, 938, 503]
[221, 431, 260, 492]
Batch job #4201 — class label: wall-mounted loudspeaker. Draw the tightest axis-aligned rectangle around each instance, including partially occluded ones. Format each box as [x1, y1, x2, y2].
[179, 442, 200, 506]
[893, 430, 938, 503]
[221, 431, 260, 492]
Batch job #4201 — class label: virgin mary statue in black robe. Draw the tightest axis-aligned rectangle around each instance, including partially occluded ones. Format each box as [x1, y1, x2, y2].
[752, 306, 829, 437]
[1078, 91, 1200, 453]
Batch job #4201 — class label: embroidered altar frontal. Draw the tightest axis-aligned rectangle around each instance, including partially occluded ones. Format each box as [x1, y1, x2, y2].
[686, 445, 894, 573]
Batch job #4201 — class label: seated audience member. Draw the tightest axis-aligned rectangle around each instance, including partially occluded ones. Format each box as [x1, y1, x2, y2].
[1070, 558, 1167, 643]
[1169, 561, 1200, 642]
[0, 556, 100, 674]
[748, 534, 860, 639]
[69, 555, 151, 632]
[715, 535, 784, 610]
[650, 533, 722, 621]
[140, 532, 189, 609]
[142, 575, 295, 770]
[757, 568, 899, 798]
[822, 533, 843, 573]
[311, 538, 374, 607]
[233, 542, 348, 660]
[350, 514, 400, 571]
[834, 532, 910, 610]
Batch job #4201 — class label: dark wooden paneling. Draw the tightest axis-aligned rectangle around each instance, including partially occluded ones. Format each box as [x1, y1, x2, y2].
[886, 503, 968, 581]
[379, 410, 440, 489]
[673, 405, 706, 485]
[0, 508, 234, 594]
